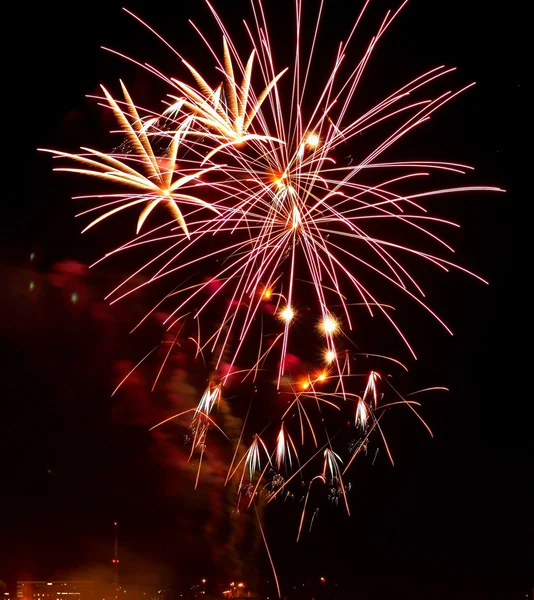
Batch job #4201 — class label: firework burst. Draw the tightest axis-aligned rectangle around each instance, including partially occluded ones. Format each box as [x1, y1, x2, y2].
[41, 0, 501, 564]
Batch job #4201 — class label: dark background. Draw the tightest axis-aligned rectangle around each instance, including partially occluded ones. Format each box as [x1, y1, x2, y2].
[1, 0, 529, 598]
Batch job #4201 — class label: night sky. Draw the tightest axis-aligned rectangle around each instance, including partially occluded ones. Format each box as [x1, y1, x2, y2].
[1, 0, 529, 599]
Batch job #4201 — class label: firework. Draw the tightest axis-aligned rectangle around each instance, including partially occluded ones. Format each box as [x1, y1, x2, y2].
[41, 0, 501, 561]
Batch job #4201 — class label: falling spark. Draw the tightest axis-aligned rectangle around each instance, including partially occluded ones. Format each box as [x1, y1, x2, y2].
[355, 397, 368, 429]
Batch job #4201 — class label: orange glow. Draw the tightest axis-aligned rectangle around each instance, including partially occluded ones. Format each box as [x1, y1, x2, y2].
[324, 349, 336, 363]
[273, 172, 287, 188]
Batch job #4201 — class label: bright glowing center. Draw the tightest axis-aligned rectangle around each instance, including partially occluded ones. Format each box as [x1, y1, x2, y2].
[306, 132, 320, 147]
[322, 315, 338, 335]
[280, 306, 294, 321]
[274, 172, 287, 188]
[325, 350, 336, 363]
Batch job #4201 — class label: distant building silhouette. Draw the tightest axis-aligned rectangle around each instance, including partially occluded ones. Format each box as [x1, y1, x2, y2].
[17, 582, 94, 600]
